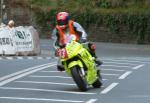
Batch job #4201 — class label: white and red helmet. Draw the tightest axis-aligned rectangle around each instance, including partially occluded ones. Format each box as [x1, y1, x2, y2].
[56, 12, 69, 29]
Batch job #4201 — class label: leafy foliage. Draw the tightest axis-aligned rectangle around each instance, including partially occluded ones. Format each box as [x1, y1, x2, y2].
[30, 0, 150, 43]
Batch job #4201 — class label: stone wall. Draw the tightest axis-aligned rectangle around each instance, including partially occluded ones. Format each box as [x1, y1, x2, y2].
[3, 0, 34, 26]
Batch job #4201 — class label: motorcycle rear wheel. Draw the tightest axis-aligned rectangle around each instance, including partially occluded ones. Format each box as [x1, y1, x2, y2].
[92, 69, 102, 88]
[71, 67, 88, 91]
[92, 78, 102, 88]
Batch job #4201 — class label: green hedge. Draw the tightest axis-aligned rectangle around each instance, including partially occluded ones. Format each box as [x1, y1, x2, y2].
[31, 0, 150, 44]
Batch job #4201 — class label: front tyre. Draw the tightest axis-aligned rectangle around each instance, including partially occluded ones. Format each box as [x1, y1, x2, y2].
[71, 67, 88, 91]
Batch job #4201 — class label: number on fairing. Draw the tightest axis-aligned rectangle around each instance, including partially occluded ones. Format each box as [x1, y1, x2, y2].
[59, 48, 67, 58]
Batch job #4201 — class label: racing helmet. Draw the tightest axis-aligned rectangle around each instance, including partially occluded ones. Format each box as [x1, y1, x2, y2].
[56, 12, 69, 29]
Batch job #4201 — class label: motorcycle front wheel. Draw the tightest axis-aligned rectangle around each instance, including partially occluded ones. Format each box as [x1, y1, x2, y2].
[71, 67, 88, 91]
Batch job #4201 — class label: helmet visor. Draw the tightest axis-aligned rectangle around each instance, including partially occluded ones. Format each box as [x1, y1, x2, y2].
[57, 20, 68, 26]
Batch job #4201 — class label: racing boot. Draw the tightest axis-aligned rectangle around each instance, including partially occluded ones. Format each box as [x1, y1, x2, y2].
[95, 58, 103, 67]
[57, 59, 65, 71]
[88, 43, 103, 66]
[57, 65, 65, 71]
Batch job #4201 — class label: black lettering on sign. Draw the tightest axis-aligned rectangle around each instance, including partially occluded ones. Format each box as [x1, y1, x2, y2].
[0, 38, 2, 45]
[0, 38, 11, 45]
[16, 31, 25, 39]
[15, 30, 30, 39]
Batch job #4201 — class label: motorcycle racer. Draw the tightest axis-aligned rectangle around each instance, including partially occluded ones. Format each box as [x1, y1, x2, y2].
[51, 12, 102, 71]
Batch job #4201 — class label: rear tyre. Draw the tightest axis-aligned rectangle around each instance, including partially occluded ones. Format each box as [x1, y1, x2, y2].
[92, 69, 103, 88]
[71, 67, 88, 91]
[92, 78, 102, 88]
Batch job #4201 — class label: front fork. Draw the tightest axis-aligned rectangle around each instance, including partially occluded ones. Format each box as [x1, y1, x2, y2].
[63, 60, 98, 85]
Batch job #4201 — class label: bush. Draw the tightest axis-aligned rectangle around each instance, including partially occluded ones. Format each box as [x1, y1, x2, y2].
[31, 0, 150, 43]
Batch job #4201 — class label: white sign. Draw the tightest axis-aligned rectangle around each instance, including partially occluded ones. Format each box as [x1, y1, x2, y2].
[0, 27, 16, 55]
[0, 28, 3, 54]
[15, 26, 33, 52]
[0, 26, 40, 55]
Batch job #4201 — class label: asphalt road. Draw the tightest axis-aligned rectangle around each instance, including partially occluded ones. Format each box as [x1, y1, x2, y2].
[0, 39, 150, 103]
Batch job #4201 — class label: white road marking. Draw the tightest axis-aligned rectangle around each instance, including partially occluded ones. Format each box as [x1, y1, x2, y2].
[118, 71, 132, 79]
[17, 57, 23, 59]
[119, 57, 150, 62]
[0, 63, 56, 86]
[102, 68, 125, 72]
[103, 61, 136, 66]
[132, 64, 145, 70]
[101, 73, 120, 76]
[0, 97, 84, 103]
[0, 87, 96, 95]
[37, 57, 43, 59]
[40, 70, 65, 73]
[0, 62, 55, 82]
[129, 95, 150, 98]
[29, 75, 72, 79]
[86, 99, 97, 103]
[102, 79, 108, 81]
[28, 57, 34, 59]
[102, 65, 131, 68]
[45, 57, 52, 59]
[101, 83, 119, 94]
[6, 57, 13, 60]
[15, 81, 76, 86]
[103, 59, 144, 63]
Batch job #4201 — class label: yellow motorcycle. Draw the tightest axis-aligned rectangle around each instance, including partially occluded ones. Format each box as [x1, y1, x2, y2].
[56, 40, 102, 91]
